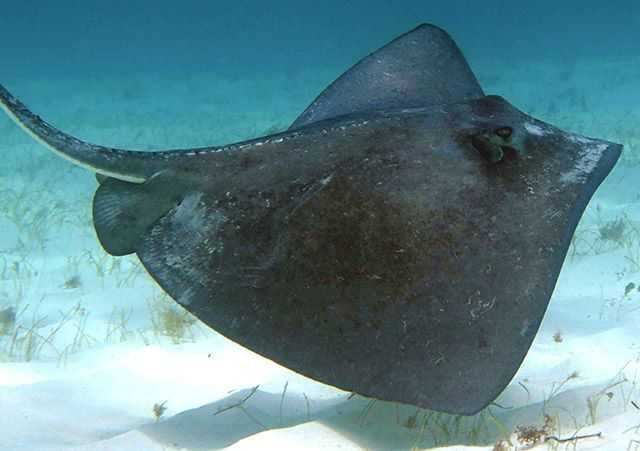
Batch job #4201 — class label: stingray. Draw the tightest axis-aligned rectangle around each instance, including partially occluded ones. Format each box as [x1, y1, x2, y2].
[0, 24, 622, 415]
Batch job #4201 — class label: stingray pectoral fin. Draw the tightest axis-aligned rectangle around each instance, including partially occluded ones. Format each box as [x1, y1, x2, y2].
[0, 83, 181, 183]
[136, 190, 232, 307]
[93, 171, 188, 256]
[289, 24, 484, 129]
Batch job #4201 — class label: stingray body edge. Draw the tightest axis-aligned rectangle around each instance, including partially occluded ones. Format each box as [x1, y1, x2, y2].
[0, 24, 622, 415]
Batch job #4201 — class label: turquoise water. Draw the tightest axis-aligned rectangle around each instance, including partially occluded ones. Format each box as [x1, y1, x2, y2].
[2, 1, 637, 76]
[1, 2, 639, 450]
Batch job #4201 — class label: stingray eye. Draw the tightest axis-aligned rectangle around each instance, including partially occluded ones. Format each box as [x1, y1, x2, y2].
[471, 133, 504, 163]
[494, 127, 513, 139]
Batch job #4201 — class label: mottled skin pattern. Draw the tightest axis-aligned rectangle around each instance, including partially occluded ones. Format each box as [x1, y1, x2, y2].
[131, 97, 620, 414]
[0, 24, 622, 415]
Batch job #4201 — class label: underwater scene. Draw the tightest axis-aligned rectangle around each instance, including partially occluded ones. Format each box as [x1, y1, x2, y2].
[0, 1, 639, 450]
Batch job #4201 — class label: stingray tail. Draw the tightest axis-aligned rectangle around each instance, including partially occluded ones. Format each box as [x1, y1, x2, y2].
[0, 83, 171, 183]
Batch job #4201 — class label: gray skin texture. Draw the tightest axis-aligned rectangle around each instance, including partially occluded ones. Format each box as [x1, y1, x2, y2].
[0, 24, 622, 415]
[135, 97, 621, 415]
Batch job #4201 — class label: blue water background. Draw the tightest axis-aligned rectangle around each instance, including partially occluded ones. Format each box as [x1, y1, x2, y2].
[1, 1, 637, 96]
[2, 1, 638, 75]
